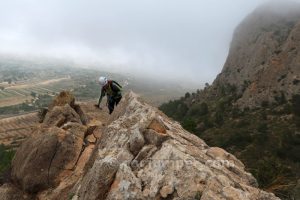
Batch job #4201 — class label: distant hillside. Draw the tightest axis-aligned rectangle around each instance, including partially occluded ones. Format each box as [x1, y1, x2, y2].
[160, 2, 300, 199]
[0, 57, 186, 116]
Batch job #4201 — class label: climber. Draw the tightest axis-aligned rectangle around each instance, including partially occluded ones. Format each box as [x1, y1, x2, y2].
[95, 76, 122, 114]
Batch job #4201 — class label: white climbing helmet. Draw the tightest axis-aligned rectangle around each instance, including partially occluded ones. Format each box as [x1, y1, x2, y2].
[98, 76, 108, 86]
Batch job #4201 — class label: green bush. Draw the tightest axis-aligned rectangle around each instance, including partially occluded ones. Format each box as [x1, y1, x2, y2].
[257, 123, 268, 133]
[188, 102, 209, 117]
[235, 119, 250, 128]
[274, 91, 287, 105]
[0, 145, 15, 183]
[261, 101, 269, 107]
[160, 87, 300, 199]
[159, 100, 188, 121]
[231, 107, 241, 118]
[224, 131, 253, 149]
[214, 111, 224, 125]
[203, 116, 214, 128]
[185, 92, 191, 99]
[182, 118, 196, 133]
[292, 94, 300, 116]
[0, 103, 34, 115]
[252, 157, 292, 189]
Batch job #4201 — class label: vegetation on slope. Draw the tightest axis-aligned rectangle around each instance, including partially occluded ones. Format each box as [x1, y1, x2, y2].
[0, 94, 53, 115]
[0, 145, 15, 185]
[160, 84, 300, 199]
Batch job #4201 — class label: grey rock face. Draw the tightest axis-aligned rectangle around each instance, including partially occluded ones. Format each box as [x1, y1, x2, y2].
[214, 2, 300, 107]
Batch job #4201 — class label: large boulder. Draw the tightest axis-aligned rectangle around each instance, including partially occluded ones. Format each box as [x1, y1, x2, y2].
[11, 124, 86, 193]
[43, 104, 82, 127]
[10, 91, 88, 194]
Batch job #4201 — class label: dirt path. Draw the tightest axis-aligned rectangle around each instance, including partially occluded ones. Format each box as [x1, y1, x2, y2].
[78, 101, 110, 126]
[5, 76, 71, 90]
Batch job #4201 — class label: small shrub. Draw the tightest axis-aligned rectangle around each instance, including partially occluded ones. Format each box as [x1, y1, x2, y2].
[292, 94, 300, 116]
[224, 131, 253, 149]
[0, 145, 15, 184]
[274, 91, 286, 105]
[185, 92, 191, 99]
[235, 119, 250, 128]
[231, 106, 242, 118]
[257, 123, 268, 133]
[188, 102, 209, 117]
[182, 118, 196, 133]
[215, 111, 224, 125]
[253, 157, 292, 189]
[261, 101, 269, 108]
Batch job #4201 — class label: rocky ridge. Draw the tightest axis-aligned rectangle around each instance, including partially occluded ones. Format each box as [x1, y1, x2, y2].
[0, 91, 279, 200]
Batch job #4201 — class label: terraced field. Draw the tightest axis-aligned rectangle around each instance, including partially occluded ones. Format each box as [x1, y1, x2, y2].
[0, 101, 104, 150]
[0, 113, 39, 149]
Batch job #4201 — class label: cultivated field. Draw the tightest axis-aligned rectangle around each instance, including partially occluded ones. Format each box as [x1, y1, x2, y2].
[0, 112, 39, 149]
[0, 76, 73, 107]
[0, 101, 108, 149]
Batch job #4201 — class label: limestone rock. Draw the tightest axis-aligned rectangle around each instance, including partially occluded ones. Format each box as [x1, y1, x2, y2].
[86, 134, 97, 144]
[73, 156, 120, 200]
[11, 124, 86, 193]
[48, 91, 75, 111]
[11, 127, 63, 193]
[147, 117, 167, 134]
[106, 163, 142, 200]
[143, 129, 169, 147]
[129, 128, 145, 156]
[43, 104, 82, 127]
[0, 92, 279, 200]
[69, 92, 279, 200]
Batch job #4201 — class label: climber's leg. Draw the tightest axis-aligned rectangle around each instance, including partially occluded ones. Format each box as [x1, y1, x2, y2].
[115, 96, 122, 106]
[107, 96, 115, 114]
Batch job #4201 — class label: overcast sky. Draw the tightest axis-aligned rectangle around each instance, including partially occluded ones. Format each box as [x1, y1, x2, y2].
[0, 0, 298, 84]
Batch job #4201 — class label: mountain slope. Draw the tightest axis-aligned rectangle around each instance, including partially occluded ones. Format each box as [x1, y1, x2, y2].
[0, 91, 279, 200]
[214, 1, 300, 107]
[159, 2, 300, 199]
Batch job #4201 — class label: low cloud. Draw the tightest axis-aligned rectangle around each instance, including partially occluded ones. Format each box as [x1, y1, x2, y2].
[1, 0, 298, 83]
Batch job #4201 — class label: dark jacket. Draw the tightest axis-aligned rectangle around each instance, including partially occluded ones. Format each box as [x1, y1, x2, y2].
[98, 80, 122, 105]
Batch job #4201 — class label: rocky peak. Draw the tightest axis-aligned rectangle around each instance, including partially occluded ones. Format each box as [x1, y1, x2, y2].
[214, 1, 300, 107]
[0, 91, 279, 200]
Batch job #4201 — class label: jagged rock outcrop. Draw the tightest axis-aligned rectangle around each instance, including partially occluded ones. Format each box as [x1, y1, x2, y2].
[39, 91, 88, 125]
[214, 1, 300, 107]
[0, 91, 280, 200]
[11, 92, 90, 194]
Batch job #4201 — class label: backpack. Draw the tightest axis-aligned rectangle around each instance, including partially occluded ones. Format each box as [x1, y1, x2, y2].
[105, 80, 122, 96]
